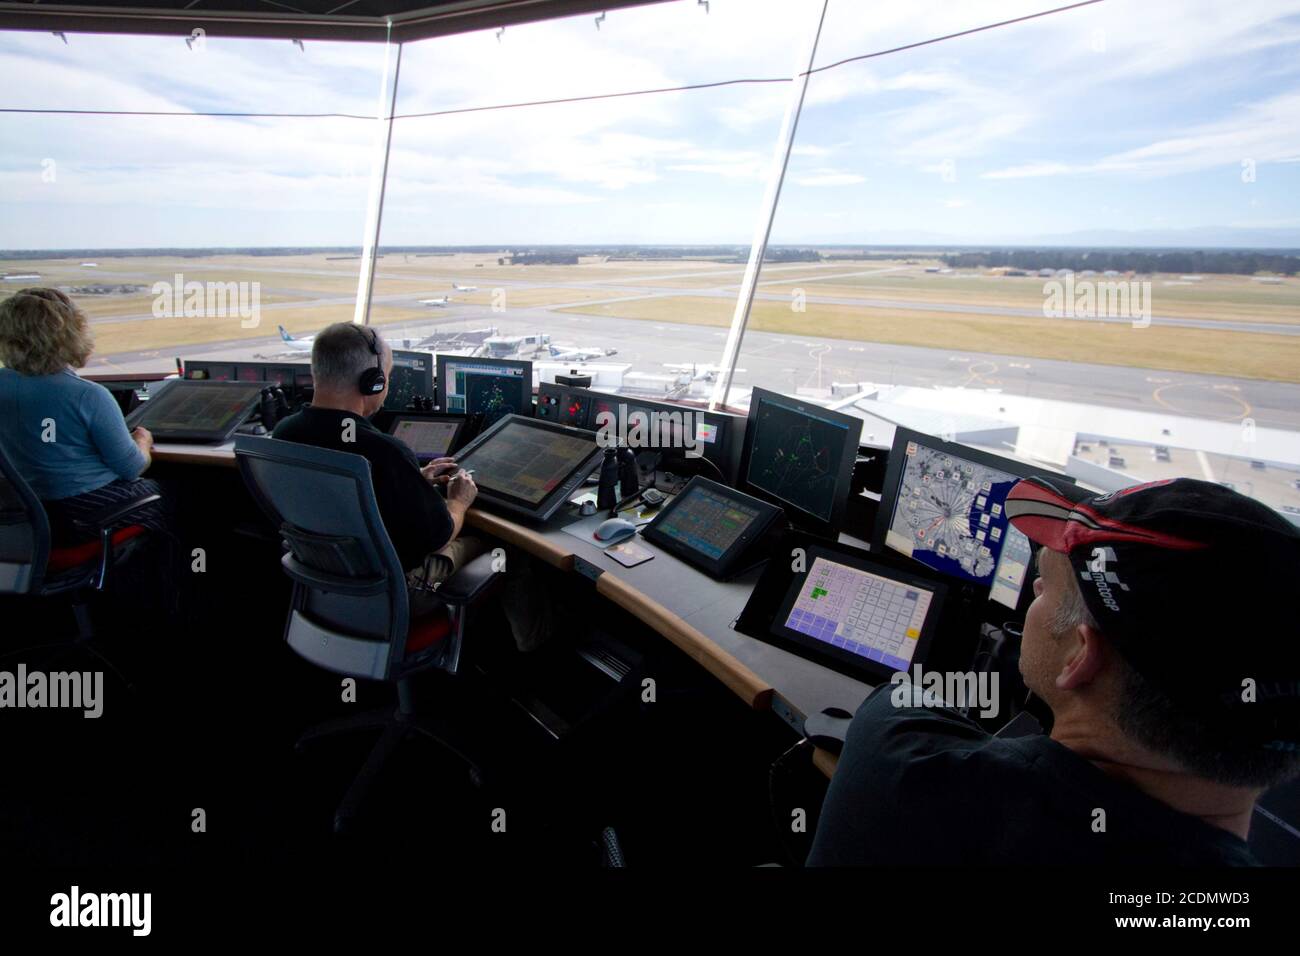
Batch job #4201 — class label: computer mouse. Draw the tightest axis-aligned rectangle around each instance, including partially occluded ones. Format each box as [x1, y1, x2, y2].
[594, 517, 638, 544]
[803, 707, 854, 753]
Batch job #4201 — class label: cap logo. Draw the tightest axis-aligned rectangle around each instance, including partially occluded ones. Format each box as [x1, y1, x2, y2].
[1084, 546, 1129, 612]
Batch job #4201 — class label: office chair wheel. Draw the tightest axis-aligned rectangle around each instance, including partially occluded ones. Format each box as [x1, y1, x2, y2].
[83, 644, 136, 695]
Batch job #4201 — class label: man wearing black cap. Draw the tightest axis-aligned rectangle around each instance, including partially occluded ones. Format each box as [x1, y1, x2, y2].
[809, 477, 1300, 865]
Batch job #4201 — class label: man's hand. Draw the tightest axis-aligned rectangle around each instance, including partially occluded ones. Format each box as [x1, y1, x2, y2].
[446, 470, 478, 509]
[421, 456, 459, 484]
[132, 426, 154, 456]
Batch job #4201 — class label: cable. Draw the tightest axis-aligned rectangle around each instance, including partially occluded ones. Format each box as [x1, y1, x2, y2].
[0, 108, 377, 119]
[0, 0, 1109, 122]
[806, 0, 1107, 77]
[390, 75, 790, 121]
[768, 736, 815, 867]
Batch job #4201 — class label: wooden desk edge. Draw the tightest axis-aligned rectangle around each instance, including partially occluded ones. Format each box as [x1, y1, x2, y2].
[812, 746, 839, 780]
[466, 509, 573, 572]
[595, 572, 773, 710]
[151, 445, 238, 468]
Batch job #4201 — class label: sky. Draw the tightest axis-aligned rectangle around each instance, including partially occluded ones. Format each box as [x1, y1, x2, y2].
[1, 0, 1298, 250]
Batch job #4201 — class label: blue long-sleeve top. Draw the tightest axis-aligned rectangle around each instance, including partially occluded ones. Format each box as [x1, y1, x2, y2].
[0, 367, 147, 501]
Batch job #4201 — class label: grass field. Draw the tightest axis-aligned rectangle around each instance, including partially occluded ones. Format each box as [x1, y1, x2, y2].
[754, 270, 1300, 325]
[557, 294, 1300, 384]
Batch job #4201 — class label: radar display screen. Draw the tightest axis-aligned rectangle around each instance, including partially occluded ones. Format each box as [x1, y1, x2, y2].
[383, 350, 434, 411]
[885, 438, 1022, 592]
[438, 357, 531, 426]
[741, 389, 860, 528]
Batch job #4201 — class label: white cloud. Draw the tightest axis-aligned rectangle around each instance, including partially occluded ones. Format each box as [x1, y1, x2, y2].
[794, 172, 865, 186]
[981, 91, 1300, 180]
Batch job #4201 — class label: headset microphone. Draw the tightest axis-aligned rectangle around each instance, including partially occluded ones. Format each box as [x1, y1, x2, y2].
[355, 325, 387, 395]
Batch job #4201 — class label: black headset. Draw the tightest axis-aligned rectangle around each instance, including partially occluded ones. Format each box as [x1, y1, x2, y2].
[354, 325, 387, 395]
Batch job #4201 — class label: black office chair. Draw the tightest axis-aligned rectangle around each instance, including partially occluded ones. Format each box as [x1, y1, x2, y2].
[0, 446, 160, 689]
[234, 436, 501, 833]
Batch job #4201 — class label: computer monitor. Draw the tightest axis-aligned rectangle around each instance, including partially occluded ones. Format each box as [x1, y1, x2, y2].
[737, 387, 862, 537]
[184, 360, 311, 389]
[125, 380, 263, 443]
[736, 534, 948, 684]
[384, 349, 435, 411]
[584, 392, 730, 470]
[436, 355, 532, 426]
[386, 414, 464, 462]
[451, 414, 603, 522]
[872, 426, 1074, 611]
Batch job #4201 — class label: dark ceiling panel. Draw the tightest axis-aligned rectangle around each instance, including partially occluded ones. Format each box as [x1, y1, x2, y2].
[0, 0, 668, 43]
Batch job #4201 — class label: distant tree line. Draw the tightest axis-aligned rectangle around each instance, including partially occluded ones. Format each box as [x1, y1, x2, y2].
[940, 249, 1299, 276]
[762, 248, 822, 262]
[504, 253, 581, 265]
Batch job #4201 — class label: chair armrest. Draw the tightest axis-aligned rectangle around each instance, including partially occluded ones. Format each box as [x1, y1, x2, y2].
[281, 552, 389, 597]
[434, 551, 501, 605]
[90, 493, 162, 591]
[86, 493, 161, 532]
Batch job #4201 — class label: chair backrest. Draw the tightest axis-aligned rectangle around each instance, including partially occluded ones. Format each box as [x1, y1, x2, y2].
[234, 435, 415, 682]
[0, 444, 49, 595]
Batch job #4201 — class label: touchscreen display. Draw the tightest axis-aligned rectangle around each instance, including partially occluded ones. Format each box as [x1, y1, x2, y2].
[391, 419, 459, 459]
[781, 557, 937, 672]
[651, 482, 764, 560]
[460, 419, 595, 505]
[135, 382, 263, 434]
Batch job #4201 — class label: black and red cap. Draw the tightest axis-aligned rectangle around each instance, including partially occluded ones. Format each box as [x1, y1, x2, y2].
[1006, 476, 1300, 749]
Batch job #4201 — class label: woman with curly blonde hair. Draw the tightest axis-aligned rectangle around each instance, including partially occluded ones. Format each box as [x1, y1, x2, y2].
[0, 287, 165, 545]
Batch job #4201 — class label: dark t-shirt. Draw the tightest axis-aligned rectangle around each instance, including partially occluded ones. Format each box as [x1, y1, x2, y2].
[808, 687, 1258, 866]
[271, 405, 454, 572]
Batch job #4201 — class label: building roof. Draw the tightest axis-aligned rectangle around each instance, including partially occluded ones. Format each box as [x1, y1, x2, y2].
[0, 0, 663, 43]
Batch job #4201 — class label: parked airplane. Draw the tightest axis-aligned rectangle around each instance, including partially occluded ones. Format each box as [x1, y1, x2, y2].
[277, 325, 314, 352]
[663, 361, 744, 383]
[451, 282, 478, 292]
[548, 344, 619, 361]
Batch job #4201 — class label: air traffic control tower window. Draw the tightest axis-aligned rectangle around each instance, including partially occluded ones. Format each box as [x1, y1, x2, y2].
[375, 0, 816, 397]
[729, 0, 1300, 518]
[0, 29, 388, 373]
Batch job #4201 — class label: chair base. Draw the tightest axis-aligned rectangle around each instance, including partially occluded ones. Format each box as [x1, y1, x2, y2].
[294, 694, 486, 834]
[0, 600, 135, 693]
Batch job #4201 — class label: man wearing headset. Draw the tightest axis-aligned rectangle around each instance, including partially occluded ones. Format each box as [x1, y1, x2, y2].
[272, 322, 551, 652]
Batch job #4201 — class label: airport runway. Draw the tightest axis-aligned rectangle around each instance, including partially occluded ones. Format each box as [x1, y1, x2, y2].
[83, 267, 1300, 337]
[96, 303, 1300, 433]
